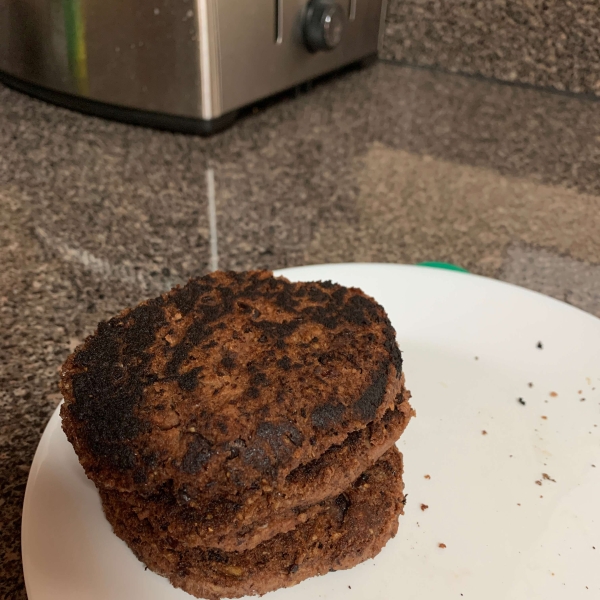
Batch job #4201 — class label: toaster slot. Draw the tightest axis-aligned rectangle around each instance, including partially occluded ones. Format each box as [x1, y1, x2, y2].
[349, 0, 357, 21]
[275, 0, 284, 44]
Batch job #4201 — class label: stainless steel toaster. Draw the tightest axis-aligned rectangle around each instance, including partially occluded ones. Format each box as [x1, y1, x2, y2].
[0, 0, 387, 134]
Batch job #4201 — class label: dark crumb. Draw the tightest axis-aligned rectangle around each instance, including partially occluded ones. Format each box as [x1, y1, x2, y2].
[550, 391, 558, 397]
[474, 356, 479, 360]
[528, 382, 533, 388]
[481, 430, 487, 435]
[438, 543, 447, 549]
[402, 494, 408, 505]
[348, 586, 351, 589]
[424, 474, 431, 480]
[517, 503, 521, 506]
[593, 465, 596, 468]
[537, 342, 543, 349]
[420, 504, 429, 511]
[535, 480, 542, 486]
[518, 398, 526, 405]
[580, 398, 586, 402]
[542, 473, 556, 482]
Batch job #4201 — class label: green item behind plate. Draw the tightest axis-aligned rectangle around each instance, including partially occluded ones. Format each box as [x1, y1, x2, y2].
[417, 261, 469, 273]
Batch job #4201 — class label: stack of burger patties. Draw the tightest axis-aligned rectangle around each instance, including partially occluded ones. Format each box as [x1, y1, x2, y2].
[60, 271, 414, 600]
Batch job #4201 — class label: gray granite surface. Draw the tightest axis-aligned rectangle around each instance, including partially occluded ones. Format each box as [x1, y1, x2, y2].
[383, 0, 600, 97]
[1, 60, 600, 598]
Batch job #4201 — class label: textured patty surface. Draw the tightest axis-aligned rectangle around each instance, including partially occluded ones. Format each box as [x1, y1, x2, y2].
[99, 383, 412, 551]
[103, 448, 405, 600]
[60, 271, 405, 496]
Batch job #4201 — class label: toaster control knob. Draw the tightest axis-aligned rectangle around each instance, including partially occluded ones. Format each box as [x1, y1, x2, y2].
[304, 0, 345, 52]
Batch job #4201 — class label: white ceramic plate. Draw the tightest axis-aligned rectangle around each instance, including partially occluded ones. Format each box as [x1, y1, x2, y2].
[23, 264, 600, 600]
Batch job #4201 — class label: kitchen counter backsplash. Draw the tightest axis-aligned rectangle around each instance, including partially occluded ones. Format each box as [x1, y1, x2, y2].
[383, 0, 600, 97]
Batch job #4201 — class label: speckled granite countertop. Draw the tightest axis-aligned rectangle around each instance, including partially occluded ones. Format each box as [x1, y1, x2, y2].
[1, 61, 600, 598]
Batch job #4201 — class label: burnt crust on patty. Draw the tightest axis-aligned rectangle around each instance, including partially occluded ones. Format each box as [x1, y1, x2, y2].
[99, 383, 413, 552]
[60, 271, 405, 495]
[103, 448, 405, 600]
